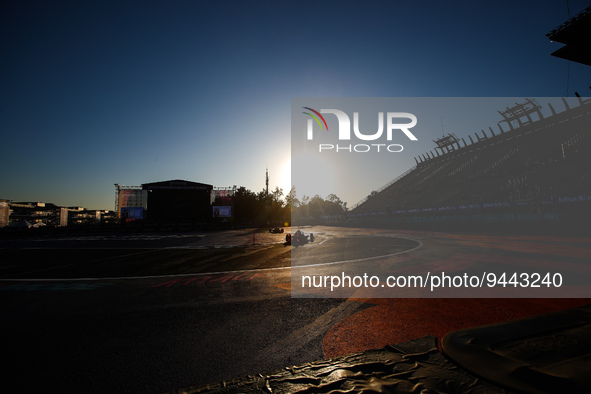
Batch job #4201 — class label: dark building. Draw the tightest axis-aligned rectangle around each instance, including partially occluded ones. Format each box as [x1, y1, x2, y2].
[142, 179, 213, 223]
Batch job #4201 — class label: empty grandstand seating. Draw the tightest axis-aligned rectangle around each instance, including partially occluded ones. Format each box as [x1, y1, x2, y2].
[351, 96, 591, 224]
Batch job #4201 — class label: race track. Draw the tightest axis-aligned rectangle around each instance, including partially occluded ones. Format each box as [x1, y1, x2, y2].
[1, 226, 589, 393]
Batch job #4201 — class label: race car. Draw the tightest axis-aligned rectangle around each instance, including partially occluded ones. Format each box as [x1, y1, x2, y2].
[270, 227, 284, 233]
[285, 230, 314, 246]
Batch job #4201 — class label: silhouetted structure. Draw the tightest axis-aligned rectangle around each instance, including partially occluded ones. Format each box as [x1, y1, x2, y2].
[142, 180, 213, 223]
[497, 99, 543, 130]
[433, 134, 461, 155]
[547, 6, 591, 66]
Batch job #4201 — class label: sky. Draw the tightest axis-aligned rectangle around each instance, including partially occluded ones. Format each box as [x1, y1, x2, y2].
[1, 0, 590, 211]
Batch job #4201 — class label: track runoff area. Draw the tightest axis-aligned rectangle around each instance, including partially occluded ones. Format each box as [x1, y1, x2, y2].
[1, 226, 589, 392]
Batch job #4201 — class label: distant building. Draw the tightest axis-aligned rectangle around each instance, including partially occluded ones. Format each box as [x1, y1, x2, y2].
[8, 202, 67, 227]
[68, 208, 118, 226]
[0, 199, 9, 227]
[0, 201, 117, 228]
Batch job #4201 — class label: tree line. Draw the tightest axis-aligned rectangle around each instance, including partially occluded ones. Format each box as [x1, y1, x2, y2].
[226, 186, 347, 224]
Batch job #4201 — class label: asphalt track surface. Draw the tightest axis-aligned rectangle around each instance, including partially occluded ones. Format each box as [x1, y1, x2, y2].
[1, 226, 589, 393]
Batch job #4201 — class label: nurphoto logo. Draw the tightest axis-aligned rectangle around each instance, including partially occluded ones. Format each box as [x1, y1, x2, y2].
[302, 107, 418, 153]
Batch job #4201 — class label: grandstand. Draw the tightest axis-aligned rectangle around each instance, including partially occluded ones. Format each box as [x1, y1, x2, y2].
[350, 95, 591, 225]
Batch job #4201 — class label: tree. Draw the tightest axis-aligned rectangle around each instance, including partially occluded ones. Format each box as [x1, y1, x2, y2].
[233, 186, 259, 223]
[271, 187, 284, 207]
[292, 192, 347, 221]
[285, 186, 299, 209]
